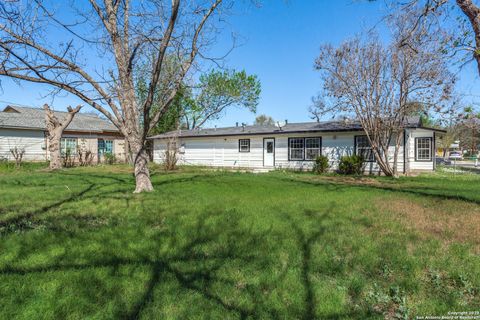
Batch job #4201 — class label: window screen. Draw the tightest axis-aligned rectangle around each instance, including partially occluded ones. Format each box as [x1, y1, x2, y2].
[289, 138, 304, 160]
[355, 136, 374, 161]
[239, 139, 250, 152]
[415, 137, 432, 161]
[98, 139, 114, 156]
[61, 138, 77, 155]
[305, 138, 321, 160]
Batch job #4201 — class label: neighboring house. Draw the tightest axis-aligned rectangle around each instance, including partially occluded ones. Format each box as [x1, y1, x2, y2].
[151, 117, 445, 173]
[0, 105, 125, 162]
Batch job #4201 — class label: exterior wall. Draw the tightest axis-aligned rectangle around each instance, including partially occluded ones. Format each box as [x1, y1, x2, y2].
[153, 131, 414, 173]
[405, 128, 435, 172]
[157, 135, 266, 168]
[114, 139, 127, 162]
[0, 128, 125, 163]
[0, 128, 47, 161]
[60, 132, 126, 163]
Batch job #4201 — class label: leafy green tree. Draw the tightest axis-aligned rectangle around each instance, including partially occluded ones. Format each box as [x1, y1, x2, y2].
[182, 70, 261, 129]
[254, 114, 275, 126]
[138, 68, 260, 133]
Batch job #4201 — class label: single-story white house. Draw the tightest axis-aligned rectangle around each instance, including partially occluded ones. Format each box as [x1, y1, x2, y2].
[0, 105, 126, 162]
[150, 117, 445, 173]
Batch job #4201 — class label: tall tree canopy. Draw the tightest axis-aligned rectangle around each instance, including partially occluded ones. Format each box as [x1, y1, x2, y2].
[181, 70, 261, 130]
[139, 68, 260, 134]
[0, 0, 237, 192]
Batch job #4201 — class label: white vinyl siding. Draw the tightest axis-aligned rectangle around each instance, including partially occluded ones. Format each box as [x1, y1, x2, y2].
[405, 129, 434, 171]
[0, 129, 46, 161]
[153, 130, 417, 173]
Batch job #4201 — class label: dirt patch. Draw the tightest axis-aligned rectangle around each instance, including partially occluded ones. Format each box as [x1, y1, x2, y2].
[293, 174, 386, 187]
[375, 197, 480, 252]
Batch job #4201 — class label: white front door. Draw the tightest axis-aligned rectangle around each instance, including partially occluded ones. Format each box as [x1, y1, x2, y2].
[263, 138, 275, 167]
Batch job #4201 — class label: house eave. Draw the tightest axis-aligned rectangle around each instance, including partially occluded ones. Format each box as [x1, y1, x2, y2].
[0, 125, 120, 134]
[149, 125, 445, 140]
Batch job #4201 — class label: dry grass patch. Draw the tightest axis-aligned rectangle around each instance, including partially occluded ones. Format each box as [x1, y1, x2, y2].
[375, 197, 480, 251]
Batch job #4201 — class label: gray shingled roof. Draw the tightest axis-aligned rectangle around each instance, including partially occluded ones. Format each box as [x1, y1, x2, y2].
[0, 106, 119, 133]
[149, 116, 431, 139]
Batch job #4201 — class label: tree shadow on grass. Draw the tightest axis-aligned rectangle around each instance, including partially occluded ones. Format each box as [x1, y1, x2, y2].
[0, 171, 212, 236]
[0, 210, 278, 318]
[281, 176, 480, 205]
[0, 206, 358, 319]
[0, 172, 376, 319]
[0, 181, 98, 232]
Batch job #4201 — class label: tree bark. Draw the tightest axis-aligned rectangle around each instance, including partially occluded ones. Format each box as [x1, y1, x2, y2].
[44, 104, 82, 170]
[129, 139, 154, 193]
[457, 0, 480, 75]
[48, 134, 62, 170]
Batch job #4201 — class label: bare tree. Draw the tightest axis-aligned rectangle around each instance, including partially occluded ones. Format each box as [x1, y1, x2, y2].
[9, 146, 25, 168]
[0, 0, 234, 192]
[457, 106, 480, 154]
[312, 14, 454, 176]
[162, 135, 179, 171]
[77, 139, 95, 166]
[44, 104, 82, 170]
[384, 0, 480, 76]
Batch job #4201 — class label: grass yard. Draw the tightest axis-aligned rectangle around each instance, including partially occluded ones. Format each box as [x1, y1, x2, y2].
[0, 164, 479, 319]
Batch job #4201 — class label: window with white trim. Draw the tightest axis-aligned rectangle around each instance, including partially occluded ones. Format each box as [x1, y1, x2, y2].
[355, 136, 374, 161]
[98, 139, 114, 156]
[61, 138, 77, 155]
[239, 139, 250, 152]
[288, 137, 322, 160]
[289, 138, 304, 160]
[415, 137, 432, 161]
[305, 137, 321, 160]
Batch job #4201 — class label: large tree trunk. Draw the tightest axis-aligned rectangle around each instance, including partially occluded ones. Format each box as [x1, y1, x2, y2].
[44, 104, 81, 170]
[392, 133, 403, 178]
[130, 139, 154, 193]
[48, 134, 62, 170]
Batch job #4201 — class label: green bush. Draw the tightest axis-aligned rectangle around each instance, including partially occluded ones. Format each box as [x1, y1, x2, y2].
[338, 155, 365, 175]
[104, 152, 116, 165]
[312, 155, 329, 174]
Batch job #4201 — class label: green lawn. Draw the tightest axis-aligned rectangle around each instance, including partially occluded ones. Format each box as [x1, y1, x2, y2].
[0, 164, 479, 319]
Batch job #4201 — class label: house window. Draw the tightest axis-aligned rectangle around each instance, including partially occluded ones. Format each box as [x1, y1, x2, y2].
[305, 138, 321, 160]
[98, 139, 114, 156]
[415, 137, 432, 161]
[288, 137, 322, 161]
[289, 138, 305, 160]
[355, 135, 374, 162]
[61, 138, 77, 155]
[239, 139, 250, 152]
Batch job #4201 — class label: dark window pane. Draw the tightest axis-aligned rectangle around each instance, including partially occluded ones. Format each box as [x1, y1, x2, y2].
[267, 141, 273, 153]
[306, 148, 320, 160]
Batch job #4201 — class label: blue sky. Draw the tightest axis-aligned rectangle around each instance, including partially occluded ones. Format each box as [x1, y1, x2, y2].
[1, 0, 479, 127]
